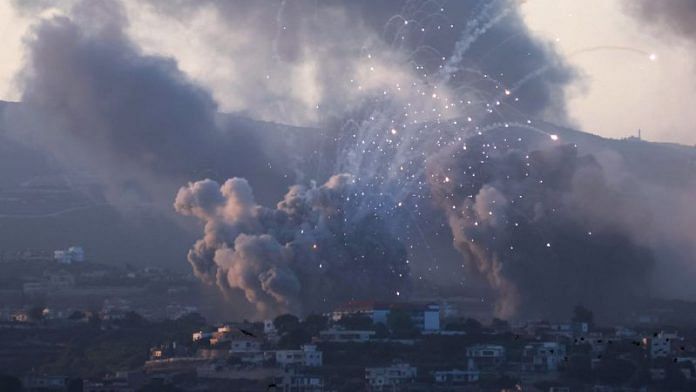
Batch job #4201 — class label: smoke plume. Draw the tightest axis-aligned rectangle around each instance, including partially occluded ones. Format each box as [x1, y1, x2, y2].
[428, 129, 655, 319]
[174, 174, 410, 316]
[625, 0, 696, 44]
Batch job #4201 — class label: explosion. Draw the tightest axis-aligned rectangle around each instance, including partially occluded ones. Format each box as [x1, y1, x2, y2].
[175, 174, 410, 316]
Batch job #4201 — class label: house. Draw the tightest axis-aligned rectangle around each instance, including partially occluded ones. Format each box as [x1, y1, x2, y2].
[365, 363, 417, 391]
[318, 329, 375, 343]
[149, 342, 188, 360]
[230, 338, 261, 353]
[275, 345, 323, 368]
[332, 301, 440, 331]
[522, 342, 566, 372]
[466, 344, 505, 368]
[21, 375, 70, 391]
[433, 359, 480, 384]
[83, 371, 145, 392]
[276, 368, 324, 392]
[53, 246, 85, 264]
[192, 330, 215, 342]
[649, 331, 681, 358]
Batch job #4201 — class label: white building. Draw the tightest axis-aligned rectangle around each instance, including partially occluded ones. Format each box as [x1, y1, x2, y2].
[54, 246, 85, 264]
[318, 329, 375, 343]
[365, 363, 417, 391]
[275, 345, 323, 368]
[192, 331, 214, 342]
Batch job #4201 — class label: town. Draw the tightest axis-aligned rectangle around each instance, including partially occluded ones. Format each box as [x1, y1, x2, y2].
[2, 251, 696, 392]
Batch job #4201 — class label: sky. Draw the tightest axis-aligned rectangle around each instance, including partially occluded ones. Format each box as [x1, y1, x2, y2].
[1, 0, 695, 144]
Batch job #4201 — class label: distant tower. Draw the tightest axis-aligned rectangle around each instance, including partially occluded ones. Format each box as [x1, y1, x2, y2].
[638, 129, 642, 140]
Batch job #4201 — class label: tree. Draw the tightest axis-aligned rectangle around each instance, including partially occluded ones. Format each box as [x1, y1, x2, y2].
[463, 318, 483, 334]
[274, 314, 300, 335]
[387, 310, 418, 338]
[278, 328, 312, 349]
[374, 322, 388, 338]
[490, 318, 509, 331]
[303, 314, 328, 336]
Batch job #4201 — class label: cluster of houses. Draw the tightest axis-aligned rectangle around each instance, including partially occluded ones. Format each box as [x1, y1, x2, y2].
[10, 299, 696, 391]
[81, 301, 691, 391]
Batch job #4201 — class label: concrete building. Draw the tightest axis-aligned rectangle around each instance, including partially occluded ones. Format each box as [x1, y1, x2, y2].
[318, 329, 375, 343]
[522, 342, 566, 372]
[332, 301, 440, 331]
[230, 338, 261, 353]
[277, 368, 324, 392]
[466, 344, 506, 368]
[433, 360, 480, 384]
[649, 331, 681, 358]
[365, 363, 417, 391]
[192, 330, 214, 342]
[276, 345, 323, 368]
[53, 246, 85, 264]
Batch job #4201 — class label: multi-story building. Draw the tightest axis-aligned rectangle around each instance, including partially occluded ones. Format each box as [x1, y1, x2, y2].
[649, 331, 681, 358]
[433, 359, 480, 384]
[331, 301, 440, 331]
[466, 344, 505, 368]
[318, 329, 375, 343]
[275, 345, 323, 368]
[522, 342, 566, 372]
[277, 368, 324, 392]
[365, 363, 417, 391]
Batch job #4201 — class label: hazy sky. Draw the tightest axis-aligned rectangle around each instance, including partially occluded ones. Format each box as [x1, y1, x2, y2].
[1, 0, 694, 144]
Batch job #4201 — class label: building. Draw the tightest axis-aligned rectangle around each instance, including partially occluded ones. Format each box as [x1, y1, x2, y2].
[192, 330, 215, 342]
[149, 342, 188, 360]
[277, 368, 324, 392]
[230, 338, 261, 353]
[276, 345, 323, 368]
[433, 360, 480, 384]
[365, 363, 417, 391]
[332, 301, 440, 331]
[53, 246, 85, 264]
[466, 344, 505, 368]
[318, 329, 375, 343]
[21, 375, 70, 391]
[649, 331, 681, 358]
[522, 342, 566, 372]
[83, 371, 145, 392]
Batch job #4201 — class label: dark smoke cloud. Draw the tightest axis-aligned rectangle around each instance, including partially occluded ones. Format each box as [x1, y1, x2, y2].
[5, 0, 584, 317]
[175, 174, 410, 316]
[4, 0, 296, 208]
[139, 0, 573, 124]
[428, 130, 655, 319]
[625, 0, 696, 43]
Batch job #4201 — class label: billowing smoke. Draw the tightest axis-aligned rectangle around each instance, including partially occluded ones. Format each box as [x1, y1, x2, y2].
[428, 130, 655, 319]
[625, 0, 696, 43]
[174, 174, 410, 316]
[5, 0, 288, 207]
